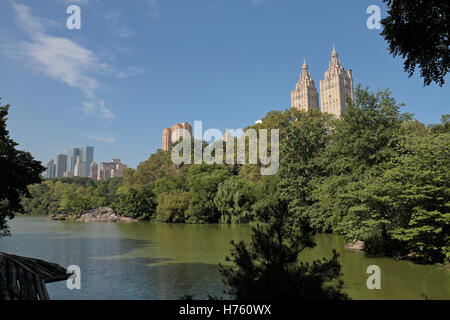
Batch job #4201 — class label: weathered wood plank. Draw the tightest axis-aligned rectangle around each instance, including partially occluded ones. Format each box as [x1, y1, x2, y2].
[0, 252, 69, 300]
[0, 255, 11, 300]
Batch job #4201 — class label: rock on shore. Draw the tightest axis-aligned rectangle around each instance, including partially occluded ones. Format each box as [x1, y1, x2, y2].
[48, 208, 137, 223]
[344, 240, 365, 251]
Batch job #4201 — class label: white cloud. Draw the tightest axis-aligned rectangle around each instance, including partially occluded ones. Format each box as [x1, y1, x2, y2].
[117, 66, 144, 79]
[82, 99, 115, 120]
[145, 0, 160, 19]
[83, 133, 116, 144]
[105, 9, 121, 21]
[8, 2, 115, 120]
[104, 9, 134, 38]
[62, 0, 90, 4]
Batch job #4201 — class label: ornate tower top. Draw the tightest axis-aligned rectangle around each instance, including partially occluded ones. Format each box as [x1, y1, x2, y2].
[300, 58, 312, 81]
[302, 58, 309, 74]
[331, 44, 338, 64]
[320, 45, 354, 118]
[291, 57, 319, 111]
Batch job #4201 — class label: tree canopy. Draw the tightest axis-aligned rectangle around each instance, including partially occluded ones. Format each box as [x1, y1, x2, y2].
[381, 0, 450, 86]
[220, 199, 348, 300]
[0, 101, 44, 236]
[18, 86, 449, 264]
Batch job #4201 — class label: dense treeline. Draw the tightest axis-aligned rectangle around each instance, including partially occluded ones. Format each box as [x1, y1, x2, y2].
[21, 86, 449, 263]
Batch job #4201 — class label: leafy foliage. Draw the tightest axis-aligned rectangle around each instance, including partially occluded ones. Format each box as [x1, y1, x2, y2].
[17, 87, 449, 264]
[381, 0, 450, 86]
[278, 109, 331, 230]
[186, 164, 231, 223]
[0, 102, 44, 236]
[116, 186, 156, 219]
[220, 199, 348, 300]
[156, 191, 190, 222]
[214, 176, 257, 224]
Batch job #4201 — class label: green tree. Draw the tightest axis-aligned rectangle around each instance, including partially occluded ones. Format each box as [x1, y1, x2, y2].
[115, 186, 156, 219]
[156, 191, 190, 222]
[21, 183, 51, 216]
[238, 164, 261, 183]
[220, 198, 348, 300]
[0, 102, 44, 236]
[278, 109, 331, 231]
[313, 86, 412, 246]
[381, 0, 450, 86]
[251, 175, 281, 223]
[378, 132, 450, 262]
[214, 176, 256, 224]
[428, 114, 450, 134]
[59, 184, 95, 214]
[186, 164, 230, 223]
[153, 175, 188, 196]
[128, 150, 178, 189]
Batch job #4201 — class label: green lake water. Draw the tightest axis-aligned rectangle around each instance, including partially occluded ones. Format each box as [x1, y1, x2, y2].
[0, 216, 448, 300]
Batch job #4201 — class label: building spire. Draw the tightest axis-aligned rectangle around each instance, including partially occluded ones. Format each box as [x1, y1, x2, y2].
[332, 44, 337, 56]
[331, 44, 338, 64]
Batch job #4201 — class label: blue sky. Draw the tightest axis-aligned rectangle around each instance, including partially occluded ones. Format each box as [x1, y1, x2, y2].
[1, 0, 448, 168]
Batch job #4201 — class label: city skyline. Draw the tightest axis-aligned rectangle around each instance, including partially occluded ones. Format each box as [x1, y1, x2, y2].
[45, 144, 127, 180]
[1, 1, 449, 169]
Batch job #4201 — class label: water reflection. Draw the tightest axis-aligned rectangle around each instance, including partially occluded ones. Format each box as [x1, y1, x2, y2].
[0, 217, 448, 300]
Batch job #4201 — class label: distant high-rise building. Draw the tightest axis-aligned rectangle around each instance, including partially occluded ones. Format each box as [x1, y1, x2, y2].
[162, 122, 192, 151]
[223, 128, 232, 142]
[67, 147, 80, 175]
[89, 162, 98, 180]
[80, 146, 94, 177]
[55, 154, 67, 178]
[112, 161, 127, 178]
[74, 155, 86, 177]
[99, 159, 127, 180]
[291, 58, 320, 111]
[46, 159, 56, 179]
[63, 171, 73, 178]
[319, 45, 354, 117]
[162, 128, 171, 151]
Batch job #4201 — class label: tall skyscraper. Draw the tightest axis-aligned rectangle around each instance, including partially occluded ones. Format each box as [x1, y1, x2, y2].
[162, 122, 192, 151]
[67, 147, 80, 175]
[89, 162, 98, 180]
[291, 58, 319, 111]
[74, 155, 86, 177]
[46, 159, 56, 179]
[55, 154, 67, 178]
[319, 45, 354, 118]
[80, 146, 94, 177]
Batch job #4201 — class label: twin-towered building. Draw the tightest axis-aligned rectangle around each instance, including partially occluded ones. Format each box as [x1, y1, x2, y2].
[160, 46, 353, 151]
[291, 46, 354, 117]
